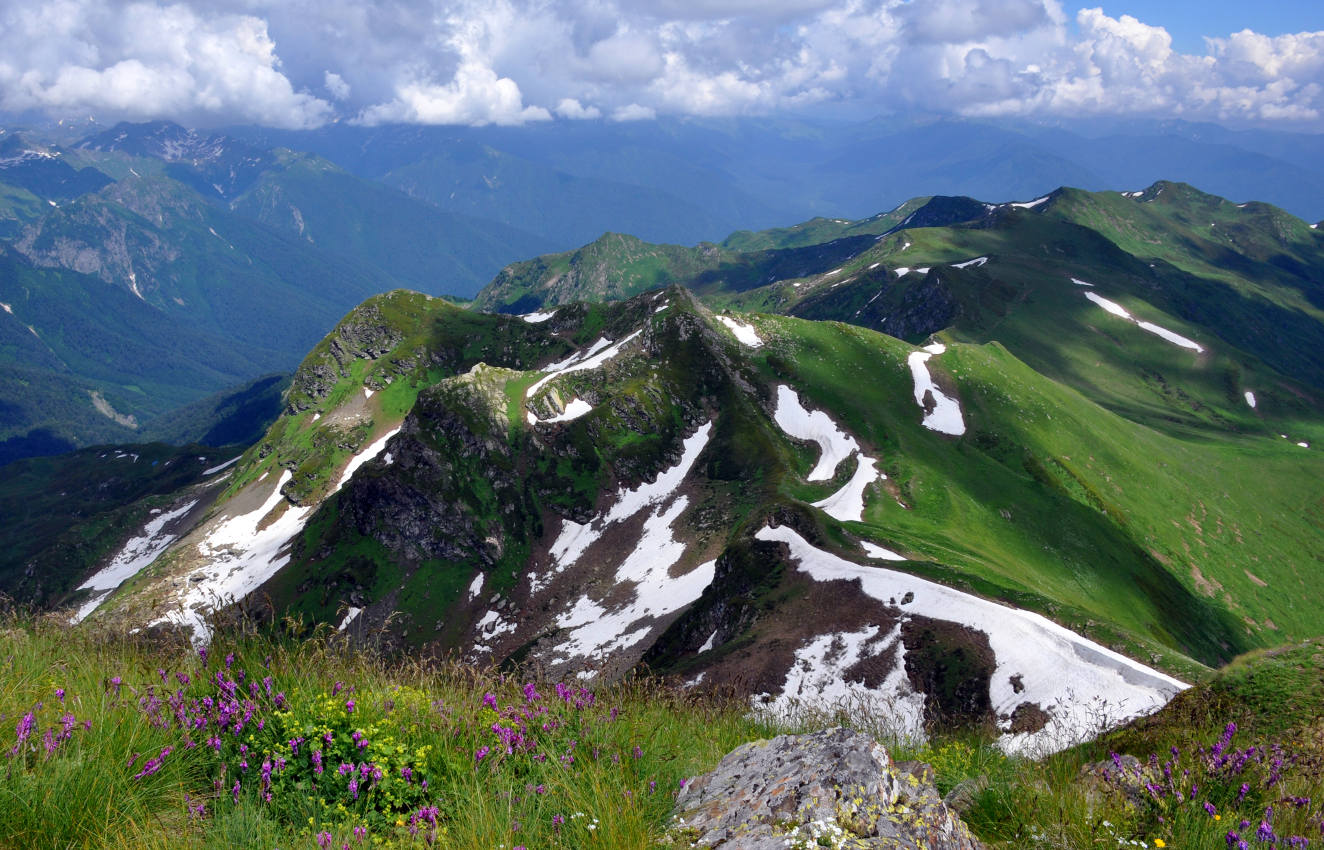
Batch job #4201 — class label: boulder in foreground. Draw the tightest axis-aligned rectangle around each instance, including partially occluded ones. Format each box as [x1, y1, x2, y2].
[668, 727, 984, 849]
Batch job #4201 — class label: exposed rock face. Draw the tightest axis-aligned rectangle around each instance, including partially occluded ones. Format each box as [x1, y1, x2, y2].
[668, 727, 984, 849]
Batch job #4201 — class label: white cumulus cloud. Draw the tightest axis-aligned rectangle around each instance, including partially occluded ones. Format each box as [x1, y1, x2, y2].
[0, 0, 1320, 129]
[0, 1, 331, 128]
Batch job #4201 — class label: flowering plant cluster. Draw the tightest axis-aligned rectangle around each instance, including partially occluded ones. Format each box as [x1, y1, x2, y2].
[5, 642, 684, 848]
[1100, 722, 1324, 847]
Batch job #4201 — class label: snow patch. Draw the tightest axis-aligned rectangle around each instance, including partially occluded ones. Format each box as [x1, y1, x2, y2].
[1070, 278, 1095, 287]
[1244, 391, 1257, 409]
[1011, 196, 1050, 209]
[755, 525, 1186, 754]
[202, 456, 240, 476]
[1085, 292, 1132, 319]
[716, 315, 763, 348]
[337, 607, 362, 632]
[521, 310, 556, 323]
[0, 302, 11, 314]
[699, 630, 717, 653]
[860, 540, 906, 561]
[527, 331, 641, 397]
[953, 256, 988, 269]
[549, 422, 713, 571]
[334, 427, 402, 492]
[468, 572, 485, 600]
[71, 500, 199, 623]
[761, 623, 925, 738]
[773, 385, 858, 481]
[554, 495, 715, 666]
[868, 262, 882, 270]
[1085, 293, 1205, 352]
[811, 455, 880, 523]
[894, 267, 929, 277]
[907, 345, 966, 436]
[529, 397, 594, 426]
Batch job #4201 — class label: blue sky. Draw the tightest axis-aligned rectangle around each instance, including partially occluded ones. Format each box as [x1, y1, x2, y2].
[0, 0, 1321, 130]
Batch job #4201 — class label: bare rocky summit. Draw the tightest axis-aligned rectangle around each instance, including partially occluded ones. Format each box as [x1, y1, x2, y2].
[668, 727, 984, 849]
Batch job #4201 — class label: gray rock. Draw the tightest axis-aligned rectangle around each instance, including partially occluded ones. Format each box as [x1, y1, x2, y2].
[668, 727, 984, 849]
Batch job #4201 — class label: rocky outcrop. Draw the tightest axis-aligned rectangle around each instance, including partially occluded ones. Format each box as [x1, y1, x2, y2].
[668, 727, 984, 849]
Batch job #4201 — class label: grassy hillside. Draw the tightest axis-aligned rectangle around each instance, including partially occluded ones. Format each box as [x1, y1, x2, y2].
[2, 616, 1321, 850]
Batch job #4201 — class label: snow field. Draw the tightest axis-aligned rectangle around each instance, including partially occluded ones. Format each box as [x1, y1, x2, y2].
[773, 385, 884, 522]
[521, 310, 556, 323]
[153, 470, 313, 641]
[860, 540, 906, 561]
[755, 525, 1186, 754]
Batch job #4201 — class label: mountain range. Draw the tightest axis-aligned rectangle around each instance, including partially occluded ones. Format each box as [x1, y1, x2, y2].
[9, 176, 1321, 750]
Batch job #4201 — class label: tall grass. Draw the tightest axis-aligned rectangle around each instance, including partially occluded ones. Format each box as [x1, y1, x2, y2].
[3, 609, 1322, 849]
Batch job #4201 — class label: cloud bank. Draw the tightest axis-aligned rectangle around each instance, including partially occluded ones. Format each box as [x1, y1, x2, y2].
[0, 0, 1320, 128]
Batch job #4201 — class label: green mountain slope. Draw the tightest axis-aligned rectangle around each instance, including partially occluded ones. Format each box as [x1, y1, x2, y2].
[64, 284, 1322, 750]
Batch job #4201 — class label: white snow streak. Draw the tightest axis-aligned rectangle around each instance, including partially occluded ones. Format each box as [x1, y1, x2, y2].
[532, 398, 594, 425]
[468, 572, 485, 600]
[755, 525, 1186, 754]
[811, 455, 879, 523]
[1070, 278, 1095, 287]
[1011, 196, 1050, 209]
[1244, 391, 1257, 409]
[907, 344, 966, 436]
[521, 310, 556, 323]
[71, 500, 199, 623]
[202, 456, 240, 476]
[337, 607, 362, 632]
[549, 422, 714, 570]
[335, 427, 402, 492]
[953, 256, 988, 269]
[716, 315, 763, 347]
[0, 302, 11, 314]
[860, 540, 906, 561]
[894, 267, 930, 276]
[1084, 293, 1205, 352]
[527, 331, 641, 397]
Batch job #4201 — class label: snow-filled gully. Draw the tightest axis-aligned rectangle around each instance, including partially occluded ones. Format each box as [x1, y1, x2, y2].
[755, 525, 1186, 754]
